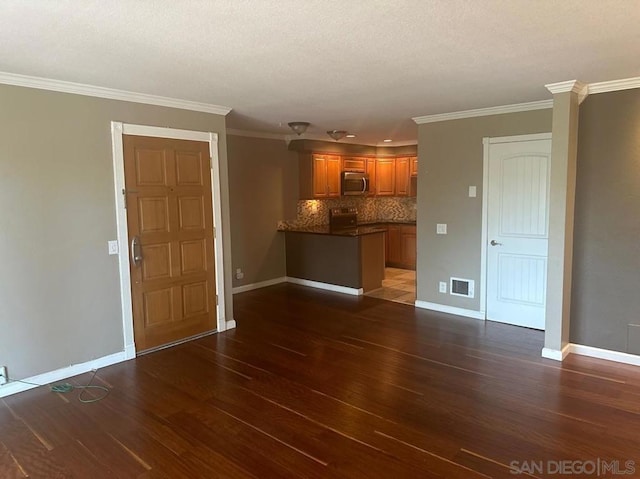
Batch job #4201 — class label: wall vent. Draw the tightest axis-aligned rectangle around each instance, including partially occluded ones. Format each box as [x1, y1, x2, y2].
[450, 277, 475, 298]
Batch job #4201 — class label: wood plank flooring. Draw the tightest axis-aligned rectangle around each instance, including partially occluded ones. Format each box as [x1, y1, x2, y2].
[2, 283, 640, 478]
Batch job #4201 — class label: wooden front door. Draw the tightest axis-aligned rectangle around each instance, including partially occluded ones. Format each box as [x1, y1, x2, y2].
[123, 135, 217, 352]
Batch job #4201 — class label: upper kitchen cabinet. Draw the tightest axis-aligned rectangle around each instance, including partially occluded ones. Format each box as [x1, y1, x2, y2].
[410, 156, 418, 176]
[377, 156, 417, 196]
[376, 158, 396, 196]
[325, 155, 341, 196]
[342, 157, 366, 172]
[365, 158, 376, 195]
[289, 140, 418, 198]
[299, 153, 341, 198]
[395, 157, 411, 196]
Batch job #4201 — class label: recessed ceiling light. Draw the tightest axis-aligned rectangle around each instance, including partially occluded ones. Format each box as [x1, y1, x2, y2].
[346, 134, 356, 138]
[383, 139, 392, 142]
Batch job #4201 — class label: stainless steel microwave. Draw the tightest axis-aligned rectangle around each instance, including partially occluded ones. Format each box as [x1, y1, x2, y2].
[341, 171, 369, 196]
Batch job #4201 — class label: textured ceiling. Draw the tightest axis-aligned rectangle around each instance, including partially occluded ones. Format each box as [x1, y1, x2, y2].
[0, 1, 638, 145]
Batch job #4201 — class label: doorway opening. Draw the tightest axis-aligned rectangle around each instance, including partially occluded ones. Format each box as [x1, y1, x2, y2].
[366, 267, 416, 305]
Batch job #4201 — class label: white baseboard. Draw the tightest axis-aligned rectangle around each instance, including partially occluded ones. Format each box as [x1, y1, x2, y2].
[569, 343, 640, 367]
[285, 277, 363, 296]
[232, 276, 286, 294]
[541, 344, 571, 361]
[225, 319, 237, 330]
[0, 351, 130, 399]
[414, 300, 485, 320]
[124, 343, 136, 360]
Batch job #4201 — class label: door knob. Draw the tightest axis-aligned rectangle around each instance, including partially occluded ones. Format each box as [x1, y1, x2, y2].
[490, 240, 503, 246]
[131, 236, 143, 266]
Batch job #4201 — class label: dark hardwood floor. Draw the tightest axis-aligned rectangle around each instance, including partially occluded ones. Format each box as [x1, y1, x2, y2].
[2, 284, 640, 478]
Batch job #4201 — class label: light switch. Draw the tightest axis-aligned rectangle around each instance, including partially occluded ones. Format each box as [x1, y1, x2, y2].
[468, 186, 477, 197]
[436, 224, 447, 235]
[108, 240, 119, 255]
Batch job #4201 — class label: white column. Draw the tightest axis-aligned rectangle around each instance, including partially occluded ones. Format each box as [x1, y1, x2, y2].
[542, 80, 586, 361]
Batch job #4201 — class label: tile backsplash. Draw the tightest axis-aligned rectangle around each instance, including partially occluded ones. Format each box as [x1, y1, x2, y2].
[278, 197, 416, 229]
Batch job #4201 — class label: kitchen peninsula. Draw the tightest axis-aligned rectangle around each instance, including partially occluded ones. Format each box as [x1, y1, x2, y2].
[280, 224, 386, 294]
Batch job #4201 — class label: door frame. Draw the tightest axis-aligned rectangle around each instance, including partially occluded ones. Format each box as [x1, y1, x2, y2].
[480, 132, 552, 318]
[110, 122, 227, 358]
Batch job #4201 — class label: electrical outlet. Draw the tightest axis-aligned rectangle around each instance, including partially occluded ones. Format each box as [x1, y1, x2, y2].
[235, 268, 244, 280]
[0, 366, 7, 386]
[439, 282, 447, 293]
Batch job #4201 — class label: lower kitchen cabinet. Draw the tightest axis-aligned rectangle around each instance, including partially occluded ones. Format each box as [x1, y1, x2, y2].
[385, 224, 416, 270]
[386, 225, 402, 265]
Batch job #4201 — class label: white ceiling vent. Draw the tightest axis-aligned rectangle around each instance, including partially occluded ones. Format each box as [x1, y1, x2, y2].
[450, 278, 475, 298]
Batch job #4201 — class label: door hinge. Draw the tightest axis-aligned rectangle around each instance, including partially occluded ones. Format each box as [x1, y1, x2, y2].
[216, 294, 218, 305]
[213, 226, 216, 238]
[209, 157, 213, 169]
[122, 188, 127, 209]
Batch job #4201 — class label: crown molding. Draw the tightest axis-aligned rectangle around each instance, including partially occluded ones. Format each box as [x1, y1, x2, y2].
[0, 71, 232, 115]
[588, 76, 640, 94]
[545, 80, 587, 95]
[226, 128, 287, 140]
[412, 99, 552, 124]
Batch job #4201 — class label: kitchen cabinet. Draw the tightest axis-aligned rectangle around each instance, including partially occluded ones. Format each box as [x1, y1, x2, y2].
[376, 158, 396, 196]
[401, 225, 417, 268]
[386, 225, 402, 264]
[385, 224, 416, 270]
[342, 157, 366, 172]
[376, 157, 417, 197]
[299, 153, 341, 198]
[297, 150, 417, 199]
[395, 157, 411, 196]
[366, 158, 376, 195]
[410, 156, 418, 176]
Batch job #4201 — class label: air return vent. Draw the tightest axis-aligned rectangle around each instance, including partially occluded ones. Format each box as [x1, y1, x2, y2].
[450, 278, 475, 298]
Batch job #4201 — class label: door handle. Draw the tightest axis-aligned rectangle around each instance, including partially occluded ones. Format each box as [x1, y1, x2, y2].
[490, 240, 503, 246]
[131, 236, 143, 266]
[362, 177, 368, 193]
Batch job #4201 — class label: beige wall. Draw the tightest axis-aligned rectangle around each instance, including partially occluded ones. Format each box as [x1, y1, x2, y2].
[227, 135, 298, 287]
[0, 84, 231, 379]
[416, 109, 552, 309]
[571, 88, 640, 353]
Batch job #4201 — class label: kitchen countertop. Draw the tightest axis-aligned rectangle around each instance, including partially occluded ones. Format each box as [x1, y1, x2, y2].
[358, 220, 416, 226]
[278, 224, 387, 237]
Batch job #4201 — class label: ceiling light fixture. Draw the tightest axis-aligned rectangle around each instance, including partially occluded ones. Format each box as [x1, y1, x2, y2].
[288, 121, 310, 135]
[345, 134, 356, 138]
[327, 130, 348, 141]
[383, 139, 392, 142]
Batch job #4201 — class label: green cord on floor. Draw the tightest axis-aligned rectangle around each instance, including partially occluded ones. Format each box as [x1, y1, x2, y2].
[9, 369, 110, 403]
[50, 383, 74, 393]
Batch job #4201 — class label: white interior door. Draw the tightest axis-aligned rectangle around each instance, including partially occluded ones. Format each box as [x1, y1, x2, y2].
[486, 137, 551, 330]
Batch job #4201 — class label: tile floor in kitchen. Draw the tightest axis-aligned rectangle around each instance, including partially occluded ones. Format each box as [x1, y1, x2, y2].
[365, 267, 416, 305]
